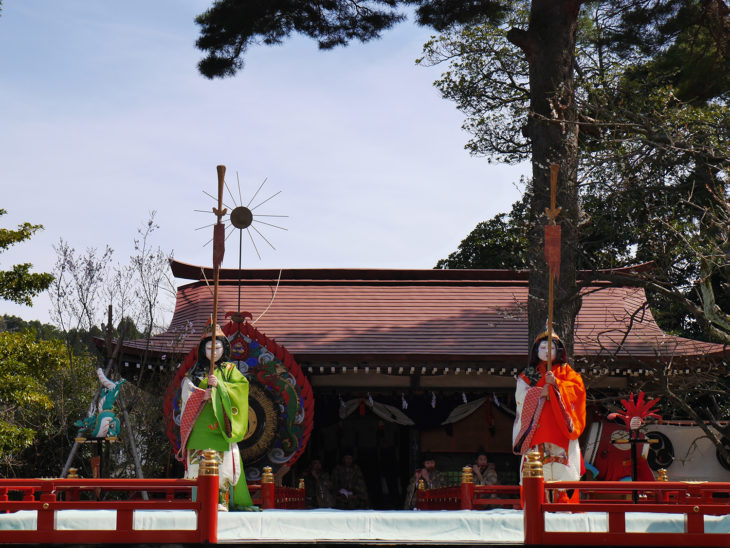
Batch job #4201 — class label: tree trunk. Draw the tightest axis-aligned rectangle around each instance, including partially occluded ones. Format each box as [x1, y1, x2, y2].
[509, 0, 582, 356]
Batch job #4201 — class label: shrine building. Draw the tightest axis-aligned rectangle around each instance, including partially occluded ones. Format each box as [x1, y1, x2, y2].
[115, 260, 728, 508]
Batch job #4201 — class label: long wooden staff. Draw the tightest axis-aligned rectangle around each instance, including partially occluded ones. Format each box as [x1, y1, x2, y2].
[210, 165, 228, 375]
[544, 164, 562, 374]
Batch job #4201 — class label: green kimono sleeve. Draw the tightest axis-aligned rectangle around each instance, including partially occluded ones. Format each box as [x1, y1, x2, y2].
[210, 362, 249, 445]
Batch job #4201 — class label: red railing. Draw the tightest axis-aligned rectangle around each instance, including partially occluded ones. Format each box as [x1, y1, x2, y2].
[273, 486, 307, 509]
[0, 476, 218, 545]
[417, 484, 521, 510]
[0, 467, 305, 544]
[248, 482, 306, 509]
[416, 466, 521, 510]
[523, 474, 730, 547]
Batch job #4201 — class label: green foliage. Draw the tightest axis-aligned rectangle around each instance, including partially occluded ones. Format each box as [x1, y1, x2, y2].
[0, 209, 54, 306]
[601, 1, 729, 104]
[0, 332, 63, 466]
[0, 329, 97, 477]
[194, 0, 510, 78]
[0, 314, 63, 340]
[418, 4, 530, 164]
[436, 196, 528, 269]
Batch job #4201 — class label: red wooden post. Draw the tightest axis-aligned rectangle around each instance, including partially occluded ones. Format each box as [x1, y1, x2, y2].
[197, 450, 219, 544]
[261, 466, 275, 509]
[117, 509, 134, 533]
[687, 507, 704, 534]
[67, 468, 81, 502]
[657, 468, 668, 503]
[522, 451, 545, 545]
[461, 466, 474, 510]
[298, 478, 306, 509]
[608, 511, 625, 533]
[38, 493, 57, 533]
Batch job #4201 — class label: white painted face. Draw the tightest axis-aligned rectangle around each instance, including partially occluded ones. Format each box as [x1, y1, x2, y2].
[204, 339, 224, 363]
[537, 340, 557, 362]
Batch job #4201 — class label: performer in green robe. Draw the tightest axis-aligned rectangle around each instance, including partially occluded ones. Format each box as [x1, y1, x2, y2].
[179, 324, 254, 510]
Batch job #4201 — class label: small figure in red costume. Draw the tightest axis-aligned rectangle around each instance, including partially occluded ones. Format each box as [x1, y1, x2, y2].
[599, 392, 661, 482]
[513, 332, 587, 485]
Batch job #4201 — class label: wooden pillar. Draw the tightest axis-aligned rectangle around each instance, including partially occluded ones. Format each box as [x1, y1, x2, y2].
[522, 451, 545, 545]
[197, 449, 219, 544]
[461, 466, 474, 510]
[262, 466, 275, 509]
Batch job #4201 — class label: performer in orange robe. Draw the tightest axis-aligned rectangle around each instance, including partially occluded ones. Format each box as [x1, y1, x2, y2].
[513, 332, 586, 486]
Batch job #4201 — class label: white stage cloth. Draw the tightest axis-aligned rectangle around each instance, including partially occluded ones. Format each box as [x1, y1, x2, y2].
[2, 508, 730, 543]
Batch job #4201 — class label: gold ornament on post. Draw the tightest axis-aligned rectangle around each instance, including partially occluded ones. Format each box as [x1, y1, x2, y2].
[199, 449, 219, 476]
[461, 465, 474, 484]
[523, 450, 544, 479]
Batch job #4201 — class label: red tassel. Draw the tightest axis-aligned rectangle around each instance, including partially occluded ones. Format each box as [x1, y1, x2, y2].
[213, 223, 225, 268]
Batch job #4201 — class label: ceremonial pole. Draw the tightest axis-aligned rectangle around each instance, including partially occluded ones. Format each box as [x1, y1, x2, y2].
[210, 165, 228, 375]
[544, 164, 562, 373]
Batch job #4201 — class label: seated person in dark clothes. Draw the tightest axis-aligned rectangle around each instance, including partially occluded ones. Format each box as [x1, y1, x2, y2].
[472, 450, 499, 486]
[404, 453, 446, 509]
[331, 450, 369, 509]
[304, 457, 334, 508]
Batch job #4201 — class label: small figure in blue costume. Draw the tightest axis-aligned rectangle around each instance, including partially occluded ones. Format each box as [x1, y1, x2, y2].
[75, 368, 125, 439]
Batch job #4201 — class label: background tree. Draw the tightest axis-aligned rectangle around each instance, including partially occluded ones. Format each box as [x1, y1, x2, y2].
[0, 314, 62, 340]
[51, 213, 176, 478]
[0, 209, 54, 306]
[436, 195, 529, 269]
[0, 207, 79, 476]
[424, 1, 729, 341]
[0, 326, 96, 477]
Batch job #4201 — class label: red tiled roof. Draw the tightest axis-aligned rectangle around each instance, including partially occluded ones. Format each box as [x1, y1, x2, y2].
[125, 263, 726, 363]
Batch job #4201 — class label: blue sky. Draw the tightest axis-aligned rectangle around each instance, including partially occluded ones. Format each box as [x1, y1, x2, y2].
[1, 1, 527, 324]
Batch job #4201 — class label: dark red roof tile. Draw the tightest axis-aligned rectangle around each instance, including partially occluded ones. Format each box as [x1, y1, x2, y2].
[124, 265, 726, 363]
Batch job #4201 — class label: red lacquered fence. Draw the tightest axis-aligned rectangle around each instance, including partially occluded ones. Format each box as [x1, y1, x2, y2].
[248, 469, 306, 510]
[0, 453, 304, 545]
[416, 466, 521, 510]
[520, 451, 730, 547]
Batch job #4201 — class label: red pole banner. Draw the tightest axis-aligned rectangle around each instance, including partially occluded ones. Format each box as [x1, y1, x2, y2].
[544, 224, 561, 281]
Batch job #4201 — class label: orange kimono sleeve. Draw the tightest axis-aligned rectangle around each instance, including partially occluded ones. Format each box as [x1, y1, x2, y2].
[550, 364, 586, 441]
